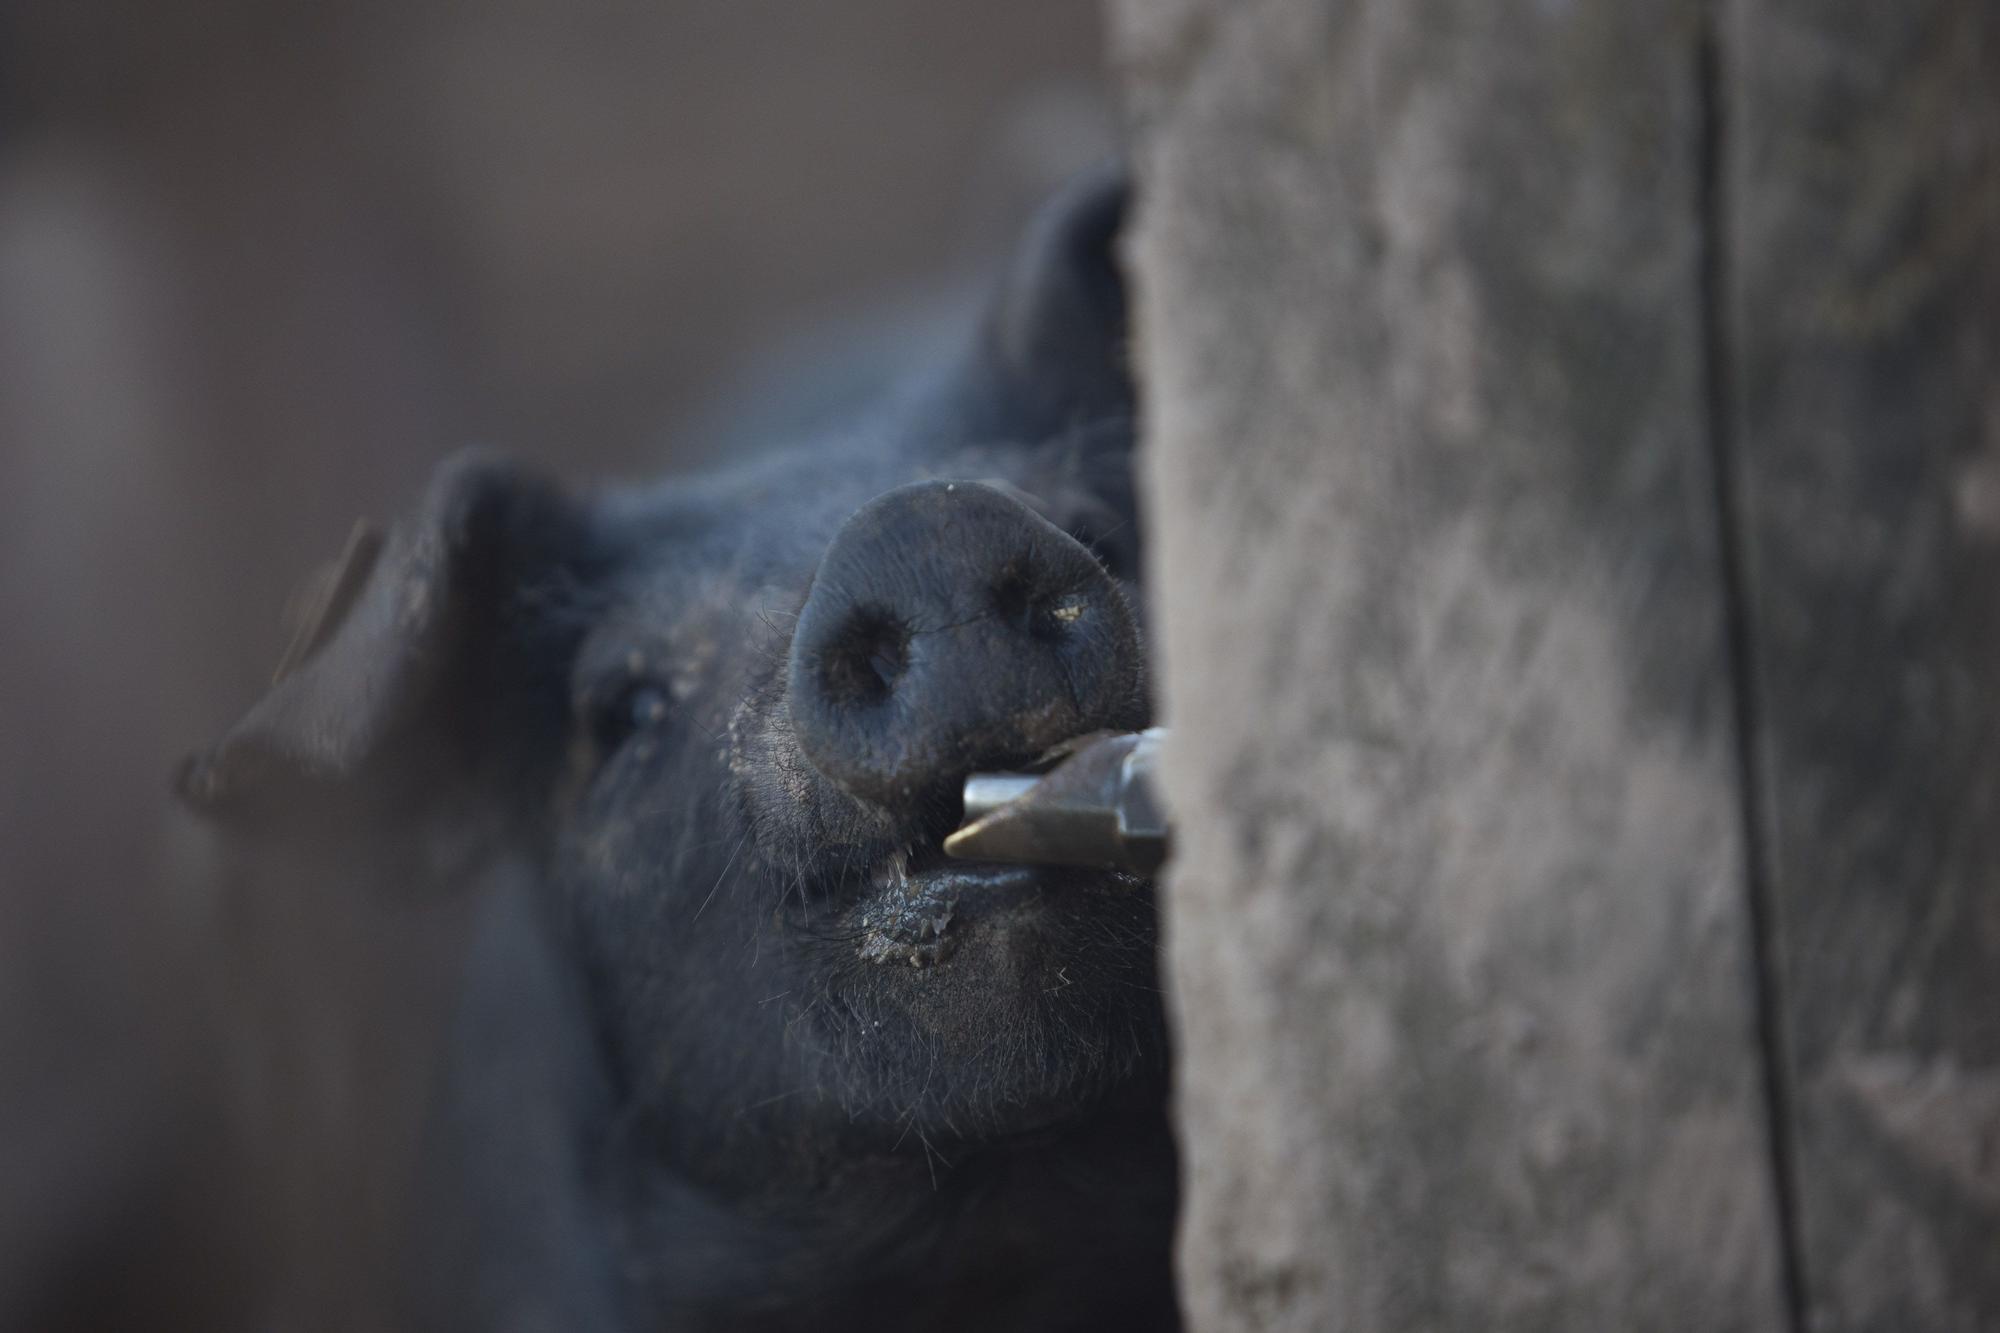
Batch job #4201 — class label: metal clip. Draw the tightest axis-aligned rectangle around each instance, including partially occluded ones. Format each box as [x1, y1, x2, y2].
[943, 728, 1169, 874]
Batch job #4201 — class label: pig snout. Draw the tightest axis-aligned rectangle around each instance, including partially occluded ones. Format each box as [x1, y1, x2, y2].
[786, 480, 1144, 810]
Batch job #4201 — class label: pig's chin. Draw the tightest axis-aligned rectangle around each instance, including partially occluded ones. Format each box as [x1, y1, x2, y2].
[840, 841, 1149, 969]
[810, 842, 1165, 1143]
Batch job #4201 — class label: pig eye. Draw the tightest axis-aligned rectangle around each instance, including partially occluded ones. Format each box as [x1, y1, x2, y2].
[590, 679, 671, 756]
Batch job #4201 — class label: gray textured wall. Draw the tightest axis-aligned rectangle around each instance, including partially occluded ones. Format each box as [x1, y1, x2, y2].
[1115, 0, 1996, 1328]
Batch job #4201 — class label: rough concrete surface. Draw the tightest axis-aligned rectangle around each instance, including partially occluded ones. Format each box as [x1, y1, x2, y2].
[1725, 1, 2000, 1327]
[1113, 1, 1790, 1327]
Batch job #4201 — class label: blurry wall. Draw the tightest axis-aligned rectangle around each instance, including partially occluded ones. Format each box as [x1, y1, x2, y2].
[0, 2, 1111, 1324]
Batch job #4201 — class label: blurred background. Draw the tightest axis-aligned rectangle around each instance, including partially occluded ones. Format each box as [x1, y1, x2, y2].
[0, 2, 1113, 1324]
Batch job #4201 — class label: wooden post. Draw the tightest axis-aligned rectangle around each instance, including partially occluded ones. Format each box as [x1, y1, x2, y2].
[1724, 1, 2000, 1327]
[1114, 0, 1817, 1326]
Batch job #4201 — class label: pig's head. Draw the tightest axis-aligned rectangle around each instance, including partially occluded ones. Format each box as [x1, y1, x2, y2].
[181, 170, 1167, 1204]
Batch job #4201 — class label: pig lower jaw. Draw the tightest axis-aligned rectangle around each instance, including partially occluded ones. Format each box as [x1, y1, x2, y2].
[854, 853, 1031, 968]
[851, 846, 1147, 968]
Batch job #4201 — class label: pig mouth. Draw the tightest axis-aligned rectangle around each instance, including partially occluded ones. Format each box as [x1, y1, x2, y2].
[851, 841, 1148, 969]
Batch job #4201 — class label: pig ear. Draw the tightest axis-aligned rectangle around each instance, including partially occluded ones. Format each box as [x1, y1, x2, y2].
[975, 161, 1134, 434]
[177, 450, 592, 819]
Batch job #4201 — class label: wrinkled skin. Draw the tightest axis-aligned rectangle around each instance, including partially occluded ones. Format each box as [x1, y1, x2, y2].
[184, 170, 1176, 1332]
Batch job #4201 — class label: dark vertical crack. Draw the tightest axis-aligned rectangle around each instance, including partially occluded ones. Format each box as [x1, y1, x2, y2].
[1695, 12, 1810, 1331]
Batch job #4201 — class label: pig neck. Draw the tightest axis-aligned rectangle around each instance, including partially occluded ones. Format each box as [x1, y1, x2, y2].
[440, 871, 1175, 1330]
[600, 1083, 1179, 1333]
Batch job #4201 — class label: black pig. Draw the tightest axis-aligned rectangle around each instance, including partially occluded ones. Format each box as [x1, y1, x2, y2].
[180, 169, 1177, 1332]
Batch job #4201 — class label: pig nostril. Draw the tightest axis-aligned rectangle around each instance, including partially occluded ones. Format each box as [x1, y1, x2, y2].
[990, 567, 1035, 630]
[868, 645, 905, 690]
[1046, 592, 1086, 627]
[1026, 591, 1086, 642]
[818, 608, 909, 706]
[990, 567, 1084, 641]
